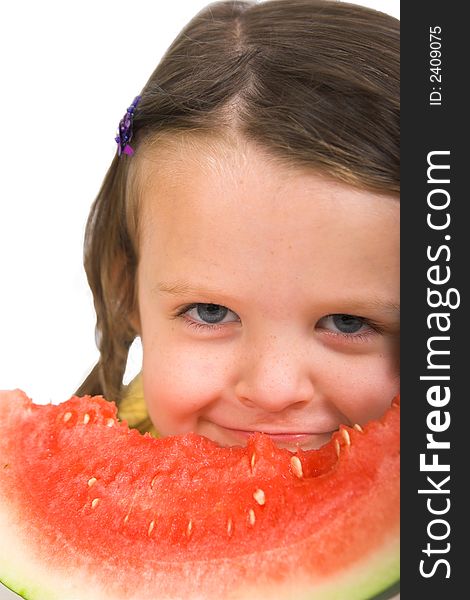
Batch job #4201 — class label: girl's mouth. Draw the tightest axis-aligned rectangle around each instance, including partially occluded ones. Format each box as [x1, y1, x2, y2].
[215, 425, 336, 450]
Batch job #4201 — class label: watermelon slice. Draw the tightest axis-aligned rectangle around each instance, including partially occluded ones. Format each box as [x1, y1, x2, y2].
[0, 389, 399, 600]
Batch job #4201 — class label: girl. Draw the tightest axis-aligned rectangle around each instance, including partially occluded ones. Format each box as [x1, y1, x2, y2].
[76, 0, 400, 452]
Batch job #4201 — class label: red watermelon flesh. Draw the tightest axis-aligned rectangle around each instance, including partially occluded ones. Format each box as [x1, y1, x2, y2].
[0, 389, 399, 600]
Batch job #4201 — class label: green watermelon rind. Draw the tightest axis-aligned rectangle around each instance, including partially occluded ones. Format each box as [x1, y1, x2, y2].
[0, 560, 399, 600]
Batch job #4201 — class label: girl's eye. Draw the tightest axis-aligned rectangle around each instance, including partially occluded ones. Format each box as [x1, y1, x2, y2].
[180, 303, 240, 328]
[316, 314, 375, 337]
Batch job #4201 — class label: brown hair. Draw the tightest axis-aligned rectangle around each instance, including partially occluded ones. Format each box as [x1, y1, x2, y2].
[76, 0, 399, 407]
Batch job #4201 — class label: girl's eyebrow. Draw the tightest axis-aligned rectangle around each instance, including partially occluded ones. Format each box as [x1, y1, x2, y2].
[154, 280, 226, 297]
[344, 299, 400, 315]
[329, 299, 400, 324]
[154, 281, 400, 314]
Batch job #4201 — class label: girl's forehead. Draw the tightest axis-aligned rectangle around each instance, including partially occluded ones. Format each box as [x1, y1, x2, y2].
[137, 133, 274, 191]
[137, 134, 398, 213]
[135, 137, 399, 309]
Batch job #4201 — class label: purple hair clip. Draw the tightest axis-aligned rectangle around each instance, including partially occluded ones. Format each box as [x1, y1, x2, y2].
[115, 95, 141, 157]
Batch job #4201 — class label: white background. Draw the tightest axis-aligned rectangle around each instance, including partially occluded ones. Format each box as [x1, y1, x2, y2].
[0, 0, 400, 407]
[0, 3, 399, 598]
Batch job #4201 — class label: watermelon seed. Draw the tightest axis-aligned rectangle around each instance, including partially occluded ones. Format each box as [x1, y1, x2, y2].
[353, 424, 363, 432]
[248, 509, 256, 526]
[250, 452, 256, 472]
[148, 520, 155, 536]
[187, 520, 193, 538]
[87, 477, 97, 487]
[150, 475, 158, 489]
[83, 413, 90, 425]
[63, 412, 72, 423]
[341, 429, 351, 446]
[253, 488, 266, 506]
[227, 517, 233, 537]
[106, 418, 114, 427]
[334, 439, 341, 457]
[124, 492, 138, 523]
[91, 498, 100, 509]
[290, 456, 303, 478]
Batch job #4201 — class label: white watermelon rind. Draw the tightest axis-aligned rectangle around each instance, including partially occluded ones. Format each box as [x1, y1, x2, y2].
[0, 499, 398, 600]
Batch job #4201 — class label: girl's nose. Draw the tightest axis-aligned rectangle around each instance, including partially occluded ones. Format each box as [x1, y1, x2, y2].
[234, 333, 315, 412]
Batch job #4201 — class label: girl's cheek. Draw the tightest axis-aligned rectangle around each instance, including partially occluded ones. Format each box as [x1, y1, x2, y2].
[333, 354, 399, 425]
[143, 340, 233, 427]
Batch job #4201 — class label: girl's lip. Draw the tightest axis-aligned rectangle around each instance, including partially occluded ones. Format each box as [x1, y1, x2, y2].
[217, 425, 336, 448]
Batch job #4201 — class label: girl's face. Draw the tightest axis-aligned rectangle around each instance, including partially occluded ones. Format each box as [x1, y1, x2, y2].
[135, 137, 399, 451]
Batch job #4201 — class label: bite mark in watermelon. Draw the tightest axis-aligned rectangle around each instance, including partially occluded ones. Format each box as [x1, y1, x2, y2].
[0, 390, 399, 600]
